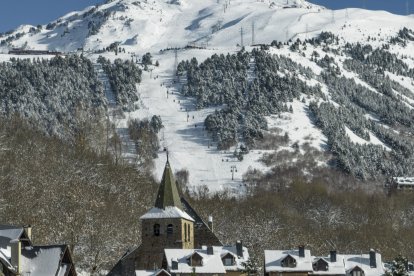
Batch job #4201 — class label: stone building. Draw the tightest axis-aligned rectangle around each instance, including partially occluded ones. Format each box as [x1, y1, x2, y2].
[108, 161, 222, 276]
[0, 224, 76, 276]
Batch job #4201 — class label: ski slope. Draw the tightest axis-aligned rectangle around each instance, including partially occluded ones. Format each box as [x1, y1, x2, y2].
[2, 0, 414, 192]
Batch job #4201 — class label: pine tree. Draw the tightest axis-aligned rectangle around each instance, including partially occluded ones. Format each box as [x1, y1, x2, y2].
[386, 255, 409, 276]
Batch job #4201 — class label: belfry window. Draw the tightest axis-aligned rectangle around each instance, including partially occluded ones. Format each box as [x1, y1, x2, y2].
[167, 224, 173, 234]
[154, 224, 160, 236]
[187, 224, 191, 242]
[184, 223, 187, 241]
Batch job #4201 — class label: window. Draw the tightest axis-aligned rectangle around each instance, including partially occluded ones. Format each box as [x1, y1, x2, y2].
[154, 224, 160, 236]
[167, 224, 173, 235]
[351, 269, 364, 276]
[223, 258, 233, 266]
[187, 224, 191, 242]
[281, 255, 296, 268]
[313, 259, 329, 271]
[189, 253, 203, 267]
[184, 223, 187, 242]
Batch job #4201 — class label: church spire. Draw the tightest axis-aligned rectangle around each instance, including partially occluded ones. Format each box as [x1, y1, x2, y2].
[154, 160, 182, 210]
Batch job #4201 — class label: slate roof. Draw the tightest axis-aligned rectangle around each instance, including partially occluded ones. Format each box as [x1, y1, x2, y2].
[343, 253, 385, 276]
[265, 249, 313, 272]
[155, 161, 182, 210]
[201, 245, 249, 271]
[0, 225, 76, 276]
[311, 255, 346, 275]
[0, 224, 31, 249]
[164, 248, 226, 274]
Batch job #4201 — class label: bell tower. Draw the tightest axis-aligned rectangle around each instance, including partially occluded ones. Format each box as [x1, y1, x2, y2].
[138, 160, 194, 269]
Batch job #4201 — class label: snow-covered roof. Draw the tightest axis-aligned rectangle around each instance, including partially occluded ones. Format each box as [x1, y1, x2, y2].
[393, 177, 414, 186]
[265, 249, 313, 272]
[164, 248, 226, 274]
[20, 245, 67, 276]
[140, 206, 194, 222]
[136, 269, 171, 276]
[0, 225, 24, 240]
[200, 245, 249, 271]
[312, 255, 346, 275]
[343, 253, 385, 276]
[0, 225, 25, 249]
[0, 244, 72, 276]
[0, 248, 13, 272]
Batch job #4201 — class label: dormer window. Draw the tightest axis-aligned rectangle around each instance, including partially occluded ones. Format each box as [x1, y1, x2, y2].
[313, 258, 329, 271]
[167, 224, 173, 235]
[188, 252, 203, 267]
[222, 253, 235, 266]
[154, 224, 161, 236]
[350, 266, 365, 276]
[281, 255, 297, 268]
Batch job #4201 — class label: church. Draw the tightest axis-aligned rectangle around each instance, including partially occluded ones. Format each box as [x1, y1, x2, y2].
[108, 160, 243, 276]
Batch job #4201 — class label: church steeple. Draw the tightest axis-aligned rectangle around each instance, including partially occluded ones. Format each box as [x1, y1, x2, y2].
[154, 160, 182, 210]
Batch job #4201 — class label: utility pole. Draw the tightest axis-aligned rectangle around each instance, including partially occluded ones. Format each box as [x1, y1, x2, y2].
[240, 27, 244, 47]
[331, 10, 335, 24]
[346, 8, 349, 20]
[407, 0, 410, 15]
[362, 0, 366, 9]
[230, 165, 237, 180]
[251, 21, 255, 45]
[174, 49, 178, 77]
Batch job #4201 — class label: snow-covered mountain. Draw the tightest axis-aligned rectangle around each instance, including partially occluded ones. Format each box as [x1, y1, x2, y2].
[2, 0, 413, 53]
[2, 0, 414, 192]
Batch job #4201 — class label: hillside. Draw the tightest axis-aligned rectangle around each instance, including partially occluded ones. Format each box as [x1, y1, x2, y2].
[1, 0, 414, 192]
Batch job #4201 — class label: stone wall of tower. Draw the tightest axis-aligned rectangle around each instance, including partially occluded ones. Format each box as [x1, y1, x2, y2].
[132, 217, 194, 270]
[141, 218, 194, 249]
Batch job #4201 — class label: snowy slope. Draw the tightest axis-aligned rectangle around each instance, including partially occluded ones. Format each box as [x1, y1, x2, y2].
[2, 0, 414, 54]
[2, 0, 414, 191]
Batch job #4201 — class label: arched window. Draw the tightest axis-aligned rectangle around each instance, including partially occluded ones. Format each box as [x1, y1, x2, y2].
[154, 224, 160, 236]
[167, 224, 173, 235]
[187, 224, 191, 242]
[184, 223, 187, 242]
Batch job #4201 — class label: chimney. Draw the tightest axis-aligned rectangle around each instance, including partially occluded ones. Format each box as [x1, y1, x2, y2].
[330, 250, 337, 263]
[369, 249, 377, 268]
[236, 240, 243, 257]
[24, 224, 32, 241]
[208, 216, 213, 232]
[207, 246, 214, 255]
[172, 258, 178, 270]
[298, 245, 305, 258]
[10, 239, 21, 274]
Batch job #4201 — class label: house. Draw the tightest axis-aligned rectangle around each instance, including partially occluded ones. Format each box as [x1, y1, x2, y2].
[265, 246, 313, 276]
[108, 160, 223, 276]
[311, 251, 346, 276]
[214, 241, 250, 275]
[164, 248, 226, 276]
[162, 241, 249, 276]
[0, 224, 76, 276]
[390, 177, 414, 191]
[343, 250, 385, 276]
